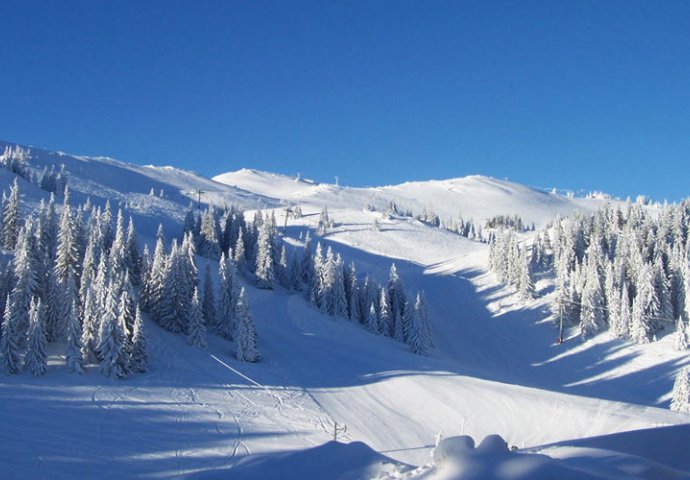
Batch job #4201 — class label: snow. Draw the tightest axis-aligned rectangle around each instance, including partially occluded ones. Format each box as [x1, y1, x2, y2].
[1, 140, 690, 479]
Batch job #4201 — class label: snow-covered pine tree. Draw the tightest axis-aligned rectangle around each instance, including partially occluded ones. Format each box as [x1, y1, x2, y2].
[670, 368, 690, 413]
[331, 253, 348, 318]
[216, 253, 238, 339]
[146, 230, 167, 318]
[54, 187, 80, 287]
[234, 226, 247, 270]
[65, 297, 84, 374]
[125, 216, 142, 285]
[653, 256, 674, 330]
[415, 292, 433, 348]
[631, 263, 658, 344]
[309, 241, 325, 308]
[617, 282, 631, 338]
[378, 287, 392, 337]
[317, 206, 330, 235]
[517, 247, 534, 301]
[235, 287, 260, 362]
[98, 289, 128, 378]
[407, 297, 430, 355]
[580, 251, 605, 338]
[128, 306, 148, 373]
[277, 245, 289, 288]
[81, 286, 100, 363]
[10, 225, 37, 342]
[2, 179, 20, 249]
[202, 265, 217, 331]
[366, 302, 379, 334]
[298, 232, 313, 290]
[0, 295, 20, 374]
[24, 297, 47, 376]
[388, 263, 407, 330]
[187, 287, 207, 348]
[109, 209, 127, 279]
[345, 262, 359, 321]
[198, 208, 221, 259]
[675, 317, 688, 351]
[158, 240, 182, 332]
[255, 223, 277, 289]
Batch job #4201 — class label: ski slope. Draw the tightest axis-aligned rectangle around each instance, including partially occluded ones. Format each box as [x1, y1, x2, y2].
[1, 141, 689, 479]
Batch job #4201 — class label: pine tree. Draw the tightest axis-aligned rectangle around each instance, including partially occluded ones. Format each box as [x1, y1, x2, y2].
[10, 225, 37, 341]
[81, 286, 99, 363]
[235, 287, 260, 362]
[128, 307, 148, 373]
[24, 297, 47, 376]
[54, 189, 80, 287]
[675, 317, 688, 351]
[202, 265, 217, 331]
[234, 227, 247, 271]
[216, 253, 238, 339]
[310, 242, 325, 308]
[331, 254, 348, 318]
[366, 302, 379, 334]
[187, 287, 207, 348]
[147, 232, 167, 319]
[255, 224, 276, 289]
[98, 289, 128, 378]
[618, 282, 631, 338]
[580, 252, 605, 339]
[2, 179, 20, 249]
[125, 216, 142, 285]
[407, 297, 430, 355]
[65, 297, 84, 374]
[670, 368, 690, 413]
[378, 288, 392, 337]
[198, 208, 221, 259]
[0, 295, 20, 374]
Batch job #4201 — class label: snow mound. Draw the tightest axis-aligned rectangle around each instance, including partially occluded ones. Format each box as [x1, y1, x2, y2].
[189, 441, 411, 480]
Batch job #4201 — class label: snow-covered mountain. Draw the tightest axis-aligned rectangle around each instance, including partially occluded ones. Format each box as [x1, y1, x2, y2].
[1, 140, 689, 480]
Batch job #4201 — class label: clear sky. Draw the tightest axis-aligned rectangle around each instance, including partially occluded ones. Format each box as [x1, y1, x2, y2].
[1, 1, 689, 201]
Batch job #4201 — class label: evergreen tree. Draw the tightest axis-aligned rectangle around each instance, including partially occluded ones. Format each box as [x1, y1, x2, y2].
[187, 287, 207, 348]
[331, 253, 348, 318]
[2, 179, 20, 249]
[216, 253, 238, 339]
[65, 297, 84, 374]
[407, 296, 430, 355]
[125, 216, 142, 285]
[234, 227, 247, 271]
[54, 188, 79, 286]
[378, 288, 392, 337]
[147, 231, 167, 318]
[198, 208, 221, 259]
[202, 265, 217, 331]
[366, 302, 379, 334]
[10, 225, 37, 341]
[580, 252, 605, 338]
[0, 295, 20, 374]
[24, 297, 47, 376]
[98, 289, 128, 378]
[128, 307, 148, 373]
[255, 224, 276, 289]
[81, 286, 99, 363]
[310, 242, 325, 308]
[235, 287, 260, 362]
[617, 282, 631, 338]
[670, 368, 690, 413]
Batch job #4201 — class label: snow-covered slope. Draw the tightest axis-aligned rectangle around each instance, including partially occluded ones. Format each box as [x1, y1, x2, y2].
[1, 141, 689, 479]
[214, 168, 618, 228]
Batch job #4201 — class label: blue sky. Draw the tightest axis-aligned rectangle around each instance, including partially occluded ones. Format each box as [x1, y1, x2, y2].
[1, 1, 689, 200]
